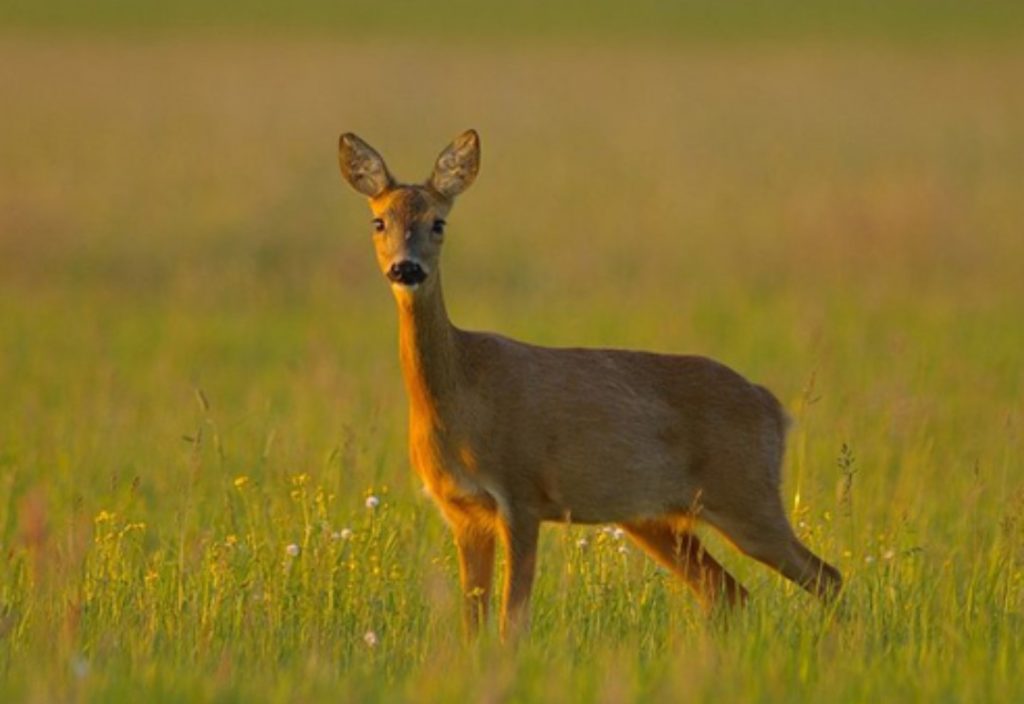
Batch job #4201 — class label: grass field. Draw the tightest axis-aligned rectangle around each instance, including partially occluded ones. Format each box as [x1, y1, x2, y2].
[1, 6, 1024, 702]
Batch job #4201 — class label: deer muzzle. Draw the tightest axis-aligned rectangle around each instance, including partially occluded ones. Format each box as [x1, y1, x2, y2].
[387, 260, 428, 286]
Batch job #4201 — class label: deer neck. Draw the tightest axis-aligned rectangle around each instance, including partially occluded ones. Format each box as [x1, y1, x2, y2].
[395, 274, 459, 423]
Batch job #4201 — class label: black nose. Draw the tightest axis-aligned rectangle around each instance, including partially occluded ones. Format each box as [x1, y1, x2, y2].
[387, 260, 427, 286]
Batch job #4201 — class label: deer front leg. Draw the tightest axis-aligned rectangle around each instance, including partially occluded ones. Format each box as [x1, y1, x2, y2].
[451, 522, 495, 638]
[498, 511, 540, 641]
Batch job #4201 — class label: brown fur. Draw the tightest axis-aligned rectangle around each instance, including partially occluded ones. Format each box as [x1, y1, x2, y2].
[337, 130, 841, 639]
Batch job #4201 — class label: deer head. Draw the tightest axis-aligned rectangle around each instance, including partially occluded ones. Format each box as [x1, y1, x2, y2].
[338, 130, 480, 293]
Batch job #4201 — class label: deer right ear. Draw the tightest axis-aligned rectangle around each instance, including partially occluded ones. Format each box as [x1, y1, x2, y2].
[338, 133, 394, 198]
[429, 130, 480, 199]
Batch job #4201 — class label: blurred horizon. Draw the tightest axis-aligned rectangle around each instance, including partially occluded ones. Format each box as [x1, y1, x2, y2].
[3, 0, 1024, 44]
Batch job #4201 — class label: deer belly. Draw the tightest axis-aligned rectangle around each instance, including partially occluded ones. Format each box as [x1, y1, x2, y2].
[535, 422, 697, 524]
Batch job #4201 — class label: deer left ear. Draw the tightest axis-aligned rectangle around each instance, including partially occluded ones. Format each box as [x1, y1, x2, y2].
[429, 130, 480, 199]
[339, 133, 394, 198]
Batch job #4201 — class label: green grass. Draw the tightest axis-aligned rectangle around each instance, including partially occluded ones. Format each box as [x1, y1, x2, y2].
[1, 32, 1023, 702]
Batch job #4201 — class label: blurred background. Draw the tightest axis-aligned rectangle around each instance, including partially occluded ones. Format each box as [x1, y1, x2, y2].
[3, 1, 1023, 306]
[1, 2, 1023, 700]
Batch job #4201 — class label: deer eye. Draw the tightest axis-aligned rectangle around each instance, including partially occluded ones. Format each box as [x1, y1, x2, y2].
[431, 219, 446, 235]
[372, 218, 385, 233]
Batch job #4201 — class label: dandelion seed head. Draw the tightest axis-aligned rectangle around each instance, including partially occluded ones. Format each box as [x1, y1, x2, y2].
[285, 543, 300, 557]
[365, 495, 380, 510]
[364, 630, 379, 648]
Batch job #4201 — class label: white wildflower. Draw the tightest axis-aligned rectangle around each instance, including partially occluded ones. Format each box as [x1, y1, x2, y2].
[285, 543, 300, 557]
[365, 495, 380, 510]
[364, 630, 379, 648]
[71, 655, 90, 679]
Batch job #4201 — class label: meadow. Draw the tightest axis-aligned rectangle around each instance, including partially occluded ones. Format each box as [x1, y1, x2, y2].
[1, 5, 1023, 701]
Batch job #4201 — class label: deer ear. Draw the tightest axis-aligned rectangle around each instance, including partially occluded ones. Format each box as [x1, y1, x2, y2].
[429, 130, 480, 199]
[338, 133, 394, 198]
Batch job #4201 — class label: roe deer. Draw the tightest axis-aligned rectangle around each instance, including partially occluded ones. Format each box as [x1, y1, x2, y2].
[337, 130, 841, 639]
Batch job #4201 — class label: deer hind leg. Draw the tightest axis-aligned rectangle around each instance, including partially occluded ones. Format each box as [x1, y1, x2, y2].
[704, 505, 842, 602]
[621, 519, 748, 611]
